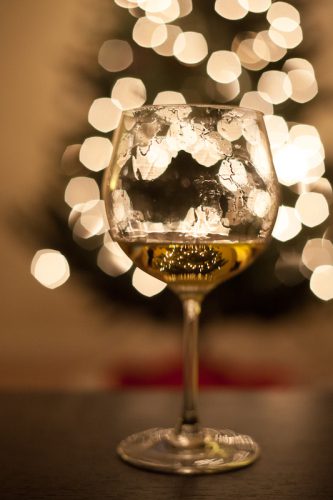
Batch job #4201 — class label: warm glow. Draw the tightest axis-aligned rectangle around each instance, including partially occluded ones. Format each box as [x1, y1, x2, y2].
[268, 25, 303, 49]
[240, 0, 271, 13]
[253, 30, 286, 62]
[235, 35, 268, 71]
[111, 77, 147, 110]
[97, 236, 133, 277]
[154, 24, 182, 57]
[88, 98, 122, 133]
[267, 1, 300, 32]
[215, 79, 240, 103]
[207, 50, 242, 84]
[214, 0, 248, 20]
[263, 115, 289, 148]
[302, 238, 333, 272]
[272, 143, 307, 186]
[272, 205, 302, 242]
[287, 70, 318, 103]
[132, 268, 167, 296]
[98, 40, 133, 72]
[137, 0, 171, 12]
[153, 91, 186, 104]
[31, 250, 70, 289]
[283, 58, 314, 74]
[77, 200, 109, 238]
[79, 137, 113, 172]
[295, 192, 329, 228]
[310, 265, 333, 301]
[146, 0, 180, 23]
[310, 178, 332, 203]
[61, 144, 83, 176]
[258, 70, 292, 104]
[65, 177, 100, 208]
[173, 32, 208, 65]
[178, 0, 193, 18]
[132, 16, 168, 47]
[240, 91, 273, 114]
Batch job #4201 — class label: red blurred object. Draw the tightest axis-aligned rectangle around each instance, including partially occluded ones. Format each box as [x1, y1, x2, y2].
[115, 361, 292, 389]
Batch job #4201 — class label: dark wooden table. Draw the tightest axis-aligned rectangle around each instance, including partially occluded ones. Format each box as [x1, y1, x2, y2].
[0, 390, 332, 499]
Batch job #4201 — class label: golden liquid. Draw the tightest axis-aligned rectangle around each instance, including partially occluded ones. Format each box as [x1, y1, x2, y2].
[121, 240, 265, 294]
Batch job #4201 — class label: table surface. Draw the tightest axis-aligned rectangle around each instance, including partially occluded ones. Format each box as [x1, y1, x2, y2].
[0, 390, 332, 499]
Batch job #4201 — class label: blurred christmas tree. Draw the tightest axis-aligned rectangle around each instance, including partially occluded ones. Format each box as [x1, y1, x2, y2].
[32, 0, 333, 319]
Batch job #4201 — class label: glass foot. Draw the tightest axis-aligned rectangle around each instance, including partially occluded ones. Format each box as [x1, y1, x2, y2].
[117, 427, 260, 474]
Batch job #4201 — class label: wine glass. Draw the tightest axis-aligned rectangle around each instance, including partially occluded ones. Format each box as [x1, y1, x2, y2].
[102, 104, 279, 474]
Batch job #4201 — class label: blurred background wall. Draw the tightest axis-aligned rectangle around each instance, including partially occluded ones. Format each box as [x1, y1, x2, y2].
[0, 0, 333, 390]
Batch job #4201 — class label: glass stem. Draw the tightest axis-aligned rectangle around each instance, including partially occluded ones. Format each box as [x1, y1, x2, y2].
[173, 297, 204, 447]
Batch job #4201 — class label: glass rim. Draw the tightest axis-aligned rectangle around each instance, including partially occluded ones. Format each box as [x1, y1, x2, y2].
[121, 103, 264, 117]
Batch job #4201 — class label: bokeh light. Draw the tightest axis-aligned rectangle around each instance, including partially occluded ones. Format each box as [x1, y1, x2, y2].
[295, 192, 329, 228]
[97, 236, 133, 277]
[310, 266, 333, 301]
[132, 17, 168, 47]
[272, 205, 302, 242]
[283, 58, 314, 74]
[268, 24, 303, 49]
[275, 251, 304, 287]
[79, 137, 113, 172]
[240, 0, 271, 13]
[215, 79, 240, 103]
[98, 40, 133, 72]
[153, 24, 182, 57]
[153, 91, 186, 104]
[31, 250, 70, 289]
[240, 91, 273, 114]
[137, 0, 172, 12]
[263, 115, 289, 148]
[302, 238, 333, 272]
[132, 268, 167, 296]
[74, 200, 109, 239]
[65, 177, 100, 208]
[253, 30, 286, 62]
[214, 0, 248, 20]
[111, 77, 147, 110]
[146, 0, 180, 23]
[287, 69, 318, 104]
[267, 1, 300, 32]
[178, 0, 193, 18]
[173, 32, 208, 65]
[232, 32, 269, 71]
[309, 178, 333, 204]
[257, 70, 292, 104]
[61, 144, 84, 176]
[88, 98, 122, 132]
[207, 50, 241, 83]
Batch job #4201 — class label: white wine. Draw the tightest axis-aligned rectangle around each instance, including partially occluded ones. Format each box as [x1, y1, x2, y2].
[121, 239, 265, 294]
